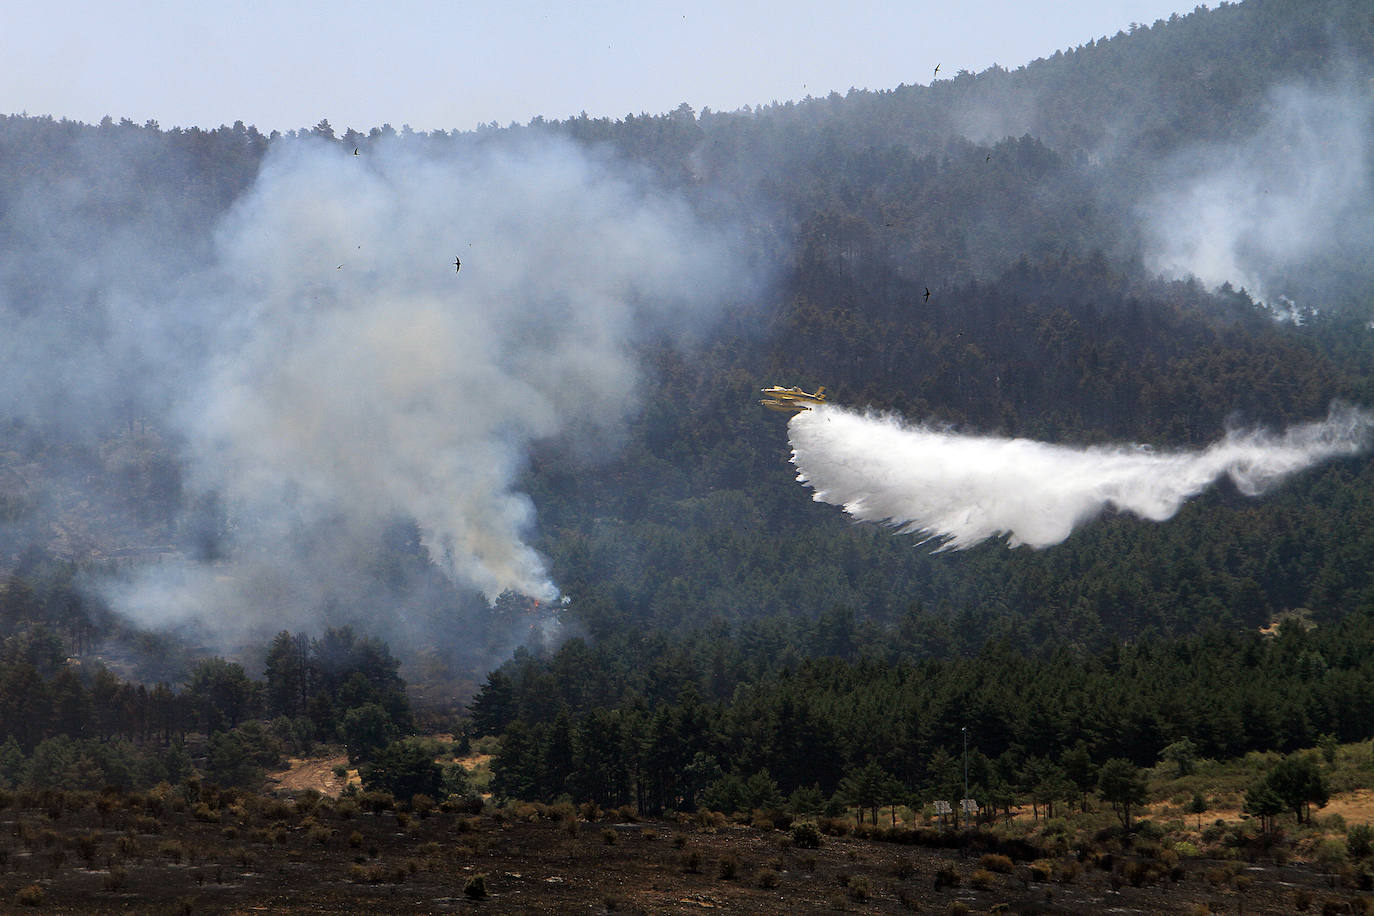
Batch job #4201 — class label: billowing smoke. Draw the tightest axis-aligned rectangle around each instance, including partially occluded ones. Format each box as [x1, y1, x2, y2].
[1138, 78, 1374, 308]
[4, 132, 749, 641]
[788, 403, 1373, 550]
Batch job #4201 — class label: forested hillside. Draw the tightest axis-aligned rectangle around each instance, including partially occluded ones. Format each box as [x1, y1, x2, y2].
[3, 0, 1374, 816]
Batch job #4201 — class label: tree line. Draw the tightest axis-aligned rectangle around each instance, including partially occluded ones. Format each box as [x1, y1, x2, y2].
[471, 605, 1374, 820]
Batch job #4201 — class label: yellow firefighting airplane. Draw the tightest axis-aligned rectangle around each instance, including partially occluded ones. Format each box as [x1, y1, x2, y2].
[759, 385, 827, 413]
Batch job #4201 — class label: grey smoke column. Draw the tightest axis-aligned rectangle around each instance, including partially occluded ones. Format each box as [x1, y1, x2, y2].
[109, 134, 747, 635]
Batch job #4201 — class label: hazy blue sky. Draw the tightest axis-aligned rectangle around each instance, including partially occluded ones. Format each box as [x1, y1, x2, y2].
[7, 0, 1200, 133]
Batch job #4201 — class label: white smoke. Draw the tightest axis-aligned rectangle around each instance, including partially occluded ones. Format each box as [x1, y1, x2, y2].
[1139, 79, 1373, 307]
[788, 403, 1373, 550]
[92, 134, 748, 636]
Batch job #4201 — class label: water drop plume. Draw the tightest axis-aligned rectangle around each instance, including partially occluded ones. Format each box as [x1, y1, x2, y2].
[788, 403, 1373, 549]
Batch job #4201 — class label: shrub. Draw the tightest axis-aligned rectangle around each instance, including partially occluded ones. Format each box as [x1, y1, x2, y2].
[979, 853, 1014, 873]
[72, 831, 99, 866]
[718, 855, 739, 880]
[1318, 838, 1350, 871]
[791, 821, 822, 849]
[602, 828, 618, 845]
[847, 875, 871, 902]
[1055, 859, 1083, 884]
[757, 867, 781, 888]
[695, 809, 727, 830]
[817, 816, 851, 836]
[1124, 859, 1168, 887]
[1350, 824, 1374, 860]
[934, 865, 960, 889]
[15, 884, 44, 906]
[463, 874, 488, 899]
[104, 864, 128, 891]
[970, 868, 997, 889]
[410, 794, 436, 818]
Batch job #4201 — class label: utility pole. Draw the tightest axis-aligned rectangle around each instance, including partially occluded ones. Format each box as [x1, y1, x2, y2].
[961, 725, 968, 828]
[962, 726, 968, 800]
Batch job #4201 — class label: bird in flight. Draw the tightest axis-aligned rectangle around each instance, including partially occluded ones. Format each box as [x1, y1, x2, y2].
[454, 257, 462, 273]
[353, 147, 360, 156]
[924, 287, 931, 302]
[933, 63, 941, 77]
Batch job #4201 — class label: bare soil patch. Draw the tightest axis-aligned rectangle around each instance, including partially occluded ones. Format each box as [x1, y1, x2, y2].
[265, 754, 357, 798]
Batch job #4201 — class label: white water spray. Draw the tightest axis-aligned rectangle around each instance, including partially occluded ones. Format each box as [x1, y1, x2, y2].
[789, 403, 1373, 549]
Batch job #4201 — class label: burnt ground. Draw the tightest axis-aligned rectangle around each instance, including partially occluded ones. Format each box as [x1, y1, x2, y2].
[0, 789, 1367, 915]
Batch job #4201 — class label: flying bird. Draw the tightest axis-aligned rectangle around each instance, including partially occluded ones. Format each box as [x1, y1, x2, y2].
[353, 147, 360, 156]
[454, 257, 462, 273]
[933, 63, 941, 77]
[924, 287, 931, 302]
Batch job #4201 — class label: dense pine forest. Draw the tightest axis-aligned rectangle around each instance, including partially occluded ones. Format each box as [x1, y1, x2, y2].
[4, 0, 1374, 841]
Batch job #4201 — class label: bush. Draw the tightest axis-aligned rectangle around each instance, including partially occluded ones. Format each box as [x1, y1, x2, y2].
[934, 865, 960, 889]
[817, 816, 851, 836]
[1350, 824, 1374, 860]
[410, 793, 436, 817]
[1317, 838, 1349, 871]
[757, 867, 781, 888]
[463, 874, 488, 899]
[15, 884, 44, 906]
[970, 868, 997, 889]
[979, 853, 1014, 873]
[1056, 859, 1083, 883]
[791, 821, 823, 849]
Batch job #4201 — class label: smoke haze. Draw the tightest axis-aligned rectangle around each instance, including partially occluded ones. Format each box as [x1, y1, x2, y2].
[789, 403, 1374, 550]
[1138, 78, 1374, 306]
[4, 133, 749, 640]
